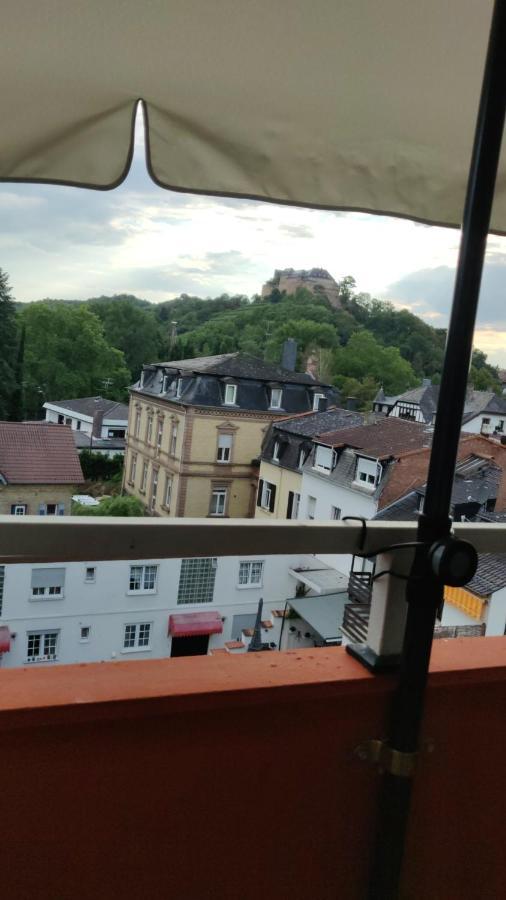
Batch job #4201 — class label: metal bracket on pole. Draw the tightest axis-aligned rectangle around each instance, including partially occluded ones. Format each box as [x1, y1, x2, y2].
[354, 740, 418, 779]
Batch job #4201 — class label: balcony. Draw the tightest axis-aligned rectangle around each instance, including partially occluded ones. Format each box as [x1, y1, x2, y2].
[0, 516, 505, 898]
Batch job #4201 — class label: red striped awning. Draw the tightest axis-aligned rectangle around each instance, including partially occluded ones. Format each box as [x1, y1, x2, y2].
[0, 626, 11, 653]
[169, 612, 223, 638]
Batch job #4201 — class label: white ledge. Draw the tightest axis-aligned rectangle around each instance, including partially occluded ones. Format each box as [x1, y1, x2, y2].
[0, 516, 503, 564]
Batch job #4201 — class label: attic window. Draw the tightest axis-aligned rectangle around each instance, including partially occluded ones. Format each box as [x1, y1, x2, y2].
[312, 393, 326, 411]
[270, 388, 283, 409]
[314, 445, 335, 473]
[224, 384, 237, 405]
[354, 456, 381, 489]
[175, 377, 183, 398]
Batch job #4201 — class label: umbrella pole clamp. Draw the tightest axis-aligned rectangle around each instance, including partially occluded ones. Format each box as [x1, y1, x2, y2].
[354, 739, 434, 779]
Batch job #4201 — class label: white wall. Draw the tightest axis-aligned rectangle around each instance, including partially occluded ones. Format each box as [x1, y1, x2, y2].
[298, 468, 377, 573]
[485, 586, 506, 635]
[461, 413, 506, 436]
[0, 553, 302, 668]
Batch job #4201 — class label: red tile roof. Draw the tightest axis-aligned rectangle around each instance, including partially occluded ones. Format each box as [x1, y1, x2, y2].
[0, 422, 84, 484]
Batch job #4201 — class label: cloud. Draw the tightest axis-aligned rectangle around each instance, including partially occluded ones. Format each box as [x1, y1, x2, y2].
[384, 255, 506, 330]
[278, 223, 314, 239]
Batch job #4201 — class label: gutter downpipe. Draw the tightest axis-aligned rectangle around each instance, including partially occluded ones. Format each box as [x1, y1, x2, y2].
[369, 2, 506, 896]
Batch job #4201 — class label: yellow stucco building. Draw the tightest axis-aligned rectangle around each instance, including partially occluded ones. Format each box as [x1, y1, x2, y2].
[123, 352, 334, 518]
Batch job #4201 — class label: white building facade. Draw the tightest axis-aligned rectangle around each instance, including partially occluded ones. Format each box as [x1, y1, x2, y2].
[0, 553, 302, 668]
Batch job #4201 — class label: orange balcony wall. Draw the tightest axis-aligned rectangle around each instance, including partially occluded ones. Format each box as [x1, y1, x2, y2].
[0, 639, 505, 899]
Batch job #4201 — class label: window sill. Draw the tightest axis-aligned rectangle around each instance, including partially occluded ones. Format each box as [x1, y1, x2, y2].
[25, 658, 57, 664]
[29, 596, 64, 602]
[352, 480, 377, 493]
[207, 514, 229, 518]
[126, 590, 157, 596]
[236, 583, 263, 590]
[312, 466, 331, 474]
[120, 647, 152, 655]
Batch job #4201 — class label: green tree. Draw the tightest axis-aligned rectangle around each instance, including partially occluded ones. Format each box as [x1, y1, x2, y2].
[88, 297, 161, 380]
[0, 268, 19, 419]
[20, 302, 130, 417]
[332, 330, 417, 394]
[72, 495, 145, 516]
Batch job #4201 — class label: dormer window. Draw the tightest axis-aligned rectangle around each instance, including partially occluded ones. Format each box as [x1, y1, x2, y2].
[175, 377, 183, 398]
[354, 456, 381, 489]
[312, 392, 326, 411]
[298, 447, 308, 469]
[314, 445, 336, 473]
[272, 440, 281, 462]
[224, 384, 237, 405]
[162, 374, 170, 393]
[270, 388, 283, 409]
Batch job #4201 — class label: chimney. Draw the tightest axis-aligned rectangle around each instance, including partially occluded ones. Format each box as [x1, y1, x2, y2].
[281, 338, 297, 371]
[346, 397, 358, 411]
[92, 406, 104, 438]
[317, 396, 328, 412]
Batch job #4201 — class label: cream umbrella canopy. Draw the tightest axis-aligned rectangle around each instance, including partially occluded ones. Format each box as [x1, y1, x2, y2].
[1, 0, 505, 232]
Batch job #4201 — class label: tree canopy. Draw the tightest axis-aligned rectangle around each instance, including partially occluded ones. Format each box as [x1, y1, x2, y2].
[20, 302, 130, 417]
[0, 268, 19, 419]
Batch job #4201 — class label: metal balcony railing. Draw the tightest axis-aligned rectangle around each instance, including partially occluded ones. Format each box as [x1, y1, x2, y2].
[348, 571, 373, 604]
[341, 602, 370, 643]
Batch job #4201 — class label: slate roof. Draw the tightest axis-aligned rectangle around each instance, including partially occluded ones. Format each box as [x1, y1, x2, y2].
[274, 407, 366, 437]
[45, 396, 129, 421]
[73, 431, 125, 451]
[317, 418, 433, 459]
[382, 382, 506, 424]
[154, 353, 328, 386]
[0, 422, 84, 484]
[375, 456, 500, 520]
[261, 408, 367, 469]
[468, 554, 506, 596]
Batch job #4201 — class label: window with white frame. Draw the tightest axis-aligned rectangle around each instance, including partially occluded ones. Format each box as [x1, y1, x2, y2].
[287, 491, 301, 519]
[140, 461, 149, 492]
[123, 622, 151, 650]
[156, 418, 164, 450]
[170, 421, 178, 455]
[11, 504, 27, 515]
[150, 468, 159, 511]
[26, 630, 59, 662]
[238, 560, 264, 587]
[30, 568, 65, 599]
[178, 558, 217, 604]
[39, 503, 64, 515]
[210, 487, 227, 516]
[331, 506, 341, 520]
[129, 453, 137, 484]
[128, 564, 158, 593]
[217, 433, 233, 463]
[257, 479, 276, 513]
[298, 447, 309, 469]
[272, 440, 281, 462]
[175, 377, 183, 398]
[134, 409, 141, 438]
[312, 392, 326, 411]
[224, 383, 237, 405]
[307, 496, 316, 520]
[270, 387, 283, 409]
[354, 456, 381, 488]
[314, 445, 335, 473]
[146, 415, 153, 444]
[164, 474, 173, 509]
[162, 374, 170, 393]
[85, 566, 96, 583]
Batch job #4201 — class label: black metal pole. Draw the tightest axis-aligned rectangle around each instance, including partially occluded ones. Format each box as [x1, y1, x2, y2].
[369, 2, 506, 896]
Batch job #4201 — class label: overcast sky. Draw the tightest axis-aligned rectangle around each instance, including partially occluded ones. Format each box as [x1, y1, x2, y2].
[1, 127, 505, 365]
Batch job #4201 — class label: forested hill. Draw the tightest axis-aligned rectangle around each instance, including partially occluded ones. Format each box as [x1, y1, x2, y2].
[1, 272, 501, 420]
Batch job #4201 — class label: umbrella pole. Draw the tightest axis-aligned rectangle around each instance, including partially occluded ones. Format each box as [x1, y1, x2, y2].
[368, 2, 506, 897]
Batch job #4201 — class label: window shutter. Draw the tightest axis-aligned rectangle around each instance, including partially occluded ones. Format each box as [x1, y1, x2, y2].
[58, 503, 65, 516]
[256, 479, 264, 507]
[286, 491, 294, 519]
[38, 503, 46, 516]
[10, 505, 16, 514]
[269, 483, 276, 513]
